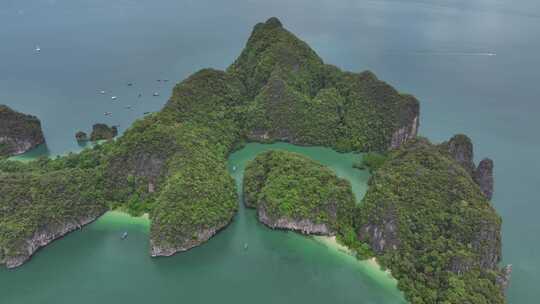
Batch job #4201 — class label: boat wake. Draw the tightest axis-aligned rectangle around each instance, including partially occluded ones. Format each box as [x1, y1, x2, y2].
[401, 51, 497, 57]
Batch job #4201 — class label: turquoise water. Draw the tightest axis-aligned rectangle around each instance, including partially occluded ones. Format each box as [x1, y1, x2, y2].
[0, 143, 405, 304]
[1, 0, 539, 302]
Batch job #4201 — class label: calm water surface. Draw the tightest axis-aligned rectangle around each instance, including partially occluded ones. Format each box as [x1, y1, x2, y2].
[1, 0, 539, 303]
[0, 143, 405, 304]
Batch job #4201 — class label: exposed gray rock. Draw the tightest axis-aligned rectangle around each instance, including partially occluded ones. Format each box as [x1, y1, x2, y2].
[441, 135, 495, 200]
[497, 264, 512, 294]
[473, 218, 502, 270]
[475, 158, 494, 200]
[150, 221, 230, 257]
[0, 104, 45, 156]
[390, 96, 420, 149]
[357, 206, 399, 253]
[2, 213, 105, 269]
[257, 205, 333, 235]
[445, 134, 475, 174]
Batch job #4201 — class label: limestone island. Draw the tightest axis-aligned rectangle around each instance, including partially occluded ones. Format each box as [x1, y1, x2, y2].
[244, 150, 355, 235]
[0, 105, 45, 157]
[0, 17, 509, 303]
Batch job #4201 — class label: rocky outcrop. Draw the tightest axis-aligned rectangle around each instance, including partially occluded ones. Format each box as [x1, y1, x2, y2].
[75, 131, 88, 142]
[90, 123, 118, 141]
[357, 206, 400, 253]
[390, 100, 420, 149]
[444, 134, 475, 174]
[475, 158, 494, 200]
[441, 134, 494, 200]
[473, 218, 502, 270]
[1, 213, 105, 269]
[0, 105, 45, 156]
[497, 264, 512, 294]
[257, 205, 333, 235]
[150, 219, 231, 257]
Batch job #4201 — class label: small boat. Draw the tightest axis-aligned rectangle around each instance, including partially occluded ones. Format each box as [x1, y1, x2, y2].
[157, 79, 161, 82]
[232, 166, 237, 171]
[244, 243, 248, 250]
[104, 112, 112, 116]
[152, 92, 159, 97]
[111, 96, 117, 100]
[144, 111, 151, 115]
[100, 90, 106, 94]
[163, 79, 169, 82]
[35, 46, 41, 52]
[125, 105, 132, 109]
[121, 232, 128, 240]
[137, 93, 142, 98]
[127, 82, 133, 86]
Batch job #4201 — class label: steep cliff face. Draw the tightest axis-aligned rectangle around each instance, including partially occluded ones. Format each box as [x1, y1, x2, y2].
[0, 105, 45, 156]
[475, 158, 494, 200]
[0, 167, 107, 269]
[1, 214, 104, 268]
[243, 150, 355, 236]
[441, 134, 495, 200]
[444, 134, 476, 173]
[150, 224, 228, 257]
[356, 206, 399, 253]
[356, 138, 506, 303]
[497, 264, 513, 294]
[389, 97, 420, 149]
[257, 205, 333, 235]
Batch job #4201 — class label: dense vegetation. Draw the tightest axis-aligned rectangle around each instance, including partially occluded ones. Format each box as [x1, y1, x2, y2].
[0, 104, 45, 156]
[355, 138, 505, 303]
[353, 152, 389, 173]
[243, 150, 355, 233]
[90, 123, 118, 141]
[0, 16, 507, 304]
[228, 17, 419, 152]
[0, 162, 107, 264]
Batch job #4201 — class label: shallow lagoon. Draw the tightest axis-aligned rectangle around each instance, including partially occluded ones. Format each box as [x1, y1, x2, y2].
[0, 142, 405, 304]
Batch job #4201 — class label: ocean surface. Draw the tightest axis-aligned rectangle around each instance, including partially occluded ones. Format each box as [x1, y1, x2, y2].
[0, 143, 406, 304]
[1, 0, 539, 303]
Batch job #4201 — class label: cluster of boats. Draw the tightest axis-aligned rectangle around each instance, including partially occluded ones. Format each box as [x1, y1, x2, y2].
[99, 80, 166, 117]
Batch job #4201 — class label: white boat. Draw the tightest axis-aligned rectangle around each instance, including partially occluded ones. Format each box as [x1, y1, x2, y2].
[153, 92, 159, 96]
[232, 166, 237, 171]
[121, 232, 128, 240]
[35, 46, 41, 52]
[111, 96, 117, 100]
[104, 112, 112, 116]
[100, 90, 106, 94]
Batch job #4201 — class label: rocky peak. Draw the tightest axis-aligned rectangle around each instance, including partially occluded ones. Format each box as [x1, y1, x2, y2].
[441, 134, 494, 200]
[264, 17, 283, 28]
[445, 134, 475, 174]
[475, 158, 494, 200]
[228, 16, 324, 97]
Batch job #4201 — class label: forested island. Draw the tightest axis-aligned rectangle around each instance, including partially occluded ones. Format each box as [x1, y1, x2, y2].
[0, 17, 509, 303]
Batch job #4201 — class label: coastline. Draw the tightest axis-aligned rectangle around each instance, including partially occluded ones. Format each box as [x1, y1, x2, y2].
[92, 210, 151, 233]
[313, 235, 398, 287]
